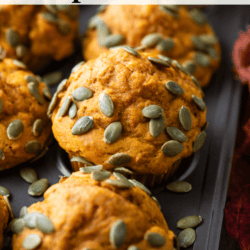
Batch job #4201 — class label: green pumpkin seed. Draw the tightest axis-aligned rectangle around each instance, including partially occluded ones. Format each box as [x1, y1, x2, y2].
[207, 47, 219, 60]
[57, 79, 67, 93]
[97, 22, 111, 45]
[68, 102, 77, 119]
[3, 195, 14, 219]
[13, 59, 26, 69]
[105, 178, 132, 188]
[179, 106, 192, 131]
[121, 45, 139, 56]
[28, 82, 44, 105]
[45, 5, 58, 13]
[9, 218, 25, 234]
[36, 213, 54, 233]
[16, 45, 28, 58]
[177, 215, 202, 229]
[97, 5, 106, 13]
[158, 54, 172, 64]
[135, 44, 148, 51]
[189, 9, 207, 25]
[145, 232, 166, 247]
[24, 212, 42, 228]
[162, 5, 179, 13]
[172, 60, 188, 75]
[202, 121, 209, 131]
[128, 246, 139, 250]
[71, 61, 84, 73]
[33, 119, 43, 137]
[56, 5, 71, 12]
[71, 156, 93, 166]
[7, 119, 24, 140]
[165, 81, 184, 95]
[28, 178, 49, 196]
[25, 140, 42, 154]
[194, 52, 211, 67]
[0, 186, 10, 197]
[166, 181, 192, 193]
[166, 127, 187, 142]
[149, 115, 165, 137]
[159, 5, 178, 17]
[41, 11, 58, 23]
[58, 19, 71, 35]
[102, 34, 124, 48]
[71, 116, 94, 135]
[104, 121, 122, 144]
[193, 131, 206, 153]
[47, 92, 58, 117]
[58, 96, 72, 117]
[191, 75, 201, 89]
[20, 167, 38, 184]
[91, 170, 111, 181]
[113, 167, 133, 175]
[6, 28, 19, 47]
[161, 140, 184, 156]
[72, 87, 92, 101]
[156, 38, 175, 52]
[141, 33, 162, 47]
[0, 149, 5, 160]
[20, 206, 28, 218]
[88, 15, 103, 29]
[148, 56, 170, 68]
[128, 179, 151, 195]
[142, 105, 163, 119]
[25, 75, 39, 83]
[99, 93, 114, 117]
[22, 234, 42, 250]
[182, 61, 197, 75]
[151, 196, 161, 210]
[113, 172, 133, 187]
[192, 95, 206, 111]
[107, 153, 131, 166]
[199, 34, 218, 46]
[80, 165, 103, 174]
[177, 228, 196, 248]
[42, 71, 63, 86]
[109, 220, 127, 248]
[43, 86, 52, 100]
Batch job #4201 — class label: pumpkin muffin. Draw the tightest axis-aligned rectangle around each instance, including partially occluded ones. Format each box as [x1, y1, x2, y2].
[0, 58, 51, 171]
[0, 194, 9, 250]
[50, 48, 207, 185]
[0, 5, 78, 72]
[83, 5, 221, 88]
[12, 171, 176, 250]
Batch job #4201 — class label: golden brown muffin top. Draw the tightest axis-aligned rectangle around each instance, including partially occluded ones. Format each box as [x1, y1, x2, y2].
[51, 49, 207, 175]
[0, 194, 8, 250]
[12, 171, 175, 250]
[0, 58, 51, 170]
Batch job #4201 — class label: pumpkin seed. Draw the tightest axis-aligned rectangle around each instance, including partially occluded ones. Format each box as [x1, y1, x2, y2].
[97, 22, 111, 45]
[71, 156, 93, 166]
[47, 92, 58, 116]
[109, 220, 127, 248]
[97, 5, 106, 13]
[121, 45, 139, 56]
[25, 140, 42, 154]
[57, 5, 71, 12]
[0, 149, 5, 160]
[57, 79, 67, 93]
[166, 181, 192, 193]
[104, 121, 122, 144]
[0, 186, 10, 197]
[58, 96, 72, 117]
[194, 52, 211, 67]
[16, 45, 28, 58]
[199, 34, 218, 46]
[145, 232, 166, 247]
[165, 81, 184, 95]
[33, 119, 43, 137]
[41, 11, 58, 23]
[13, 59, 26, 69]
[182, 60, 197, 75]
[207, 47, 219, 60]
[177, 215, 202, 229]
[6, 28, 19, 47]
[20, 167, 38, 184]
[189, 9, 207, 25]
[9, 218, 25, 234]
[43, 86, 52, 100]
[58, 19, 71, 35]
[22, 234, 42, 250]
[179, 106, 192, 131]
[177, 228, 196, 248]
[68, 102, 77, 119]
[71, 116, 94, 135]
[156, 38, 175, 52]
[28, 178, 49, 196]
[88, 15, 103, 29]
[166, 127, 187, 142]
[162, 5, 179, 13]
[161, 140, 184, 156]
[91, 170, 111, 181]
[7, 119, 24, 140]
[45, 5, 58, 13]
[192, 95, 206, 111]
[24, 212, 42, 228]
[72, 87, 92, 101]
[172, 60, 188, 74]
[141, 33, 162, 47]
[106, 178, 132, 188]
[107, 153, 131, 166]
[158, 54, 172, 64]
[151, 196, 161, 210]
[36, 213, 54, 233]
[128, 246, 139, 250]
[149, 115, 165, 137]
[20, 206, 28, 218]
[202, 121, 209, 131]
[3, 195, 14, 219]
[193, 131, 206, 153]
[25, 75, 39, 83]
[80, 165, 103, 174]
[128, 179, 151, 195]
[99, 93, 114, 117]
[135, 44, 148, 51]
[113, 172, 133, 187]
[71, 61, 84, 73]
[42, 71, 63, 86]
[148, 56, 170, 68]
[142, 105, 163, 119]
[28, 82, 44, 105]
[113, 167, 133, 175]
[159, 5, 178, 17]
[191, 75, 201, 89]
[103, 34, 124, 48]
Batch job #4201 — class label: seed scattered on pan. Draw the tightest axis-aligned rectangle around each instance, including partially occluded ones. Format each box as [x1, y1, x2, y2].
[151, 196, 161, 210]
[195, 52, 211, 67]
[41, 11, 58, 23]
[145, 232, 166, 247]
[58, 96, 72, 117]
[166, 181, 192, 193]
[22, 234, 42, 250]
[129, 179, 151, 195]
[192, 95, 206, 111]
[0, 186, 10, 197]
[189, 8, 207, 25]
[142, 105, 163, 119]
[71, 61, 84, 73]
[28, 82, 44, 105]
[36, 213, 55, 234]
[141, 33, 162, 47]
[99, 93, 114, 117]
[149, 115, 165, 137]
[121, 45, 139, 56]
[6, 28, 19, 47]
[71, 116, 94, 135]
[13, 59, 26, 69]
[179, 106, 192, 131]
[16, 45, 28, 58]
[165, 81, 184, 95]
[158, 54, 172, 64]
[9, 218, 25, 234]
[161, 140, 184, 157]
[128, 246, 139, 250]
[156, 38, 175, 52]
[80, 165, 103, 174]
[106, 178, 132, 188]
[20, 167, 38, 184]
[47, 92, 58, 116]
[104, 121, 122, 144]
[72, 87, 92, 102]
[58, 19, 71, 35]
[42, 71, 63, 86]
[102, 34, 124, 48]
[193, 131, 206, 153]
[28, 178, 49, 196]
[114, 167, 133, 175]
[107, 153, 131, 166]
[25, 75, 39, 83]
[177, 228, 196, 248]
[110, 220, 127, 248]
[166, 127, 187, 142]
[43, 86, 52, 100]
[57, 79, 67, 93]
[0, 149, 5, 160]
[71, 156, 93, 166]
[33, 119, 43, 137]
[7, 119, 24, 140]
[182, 60, 197, 75]
[20, 206, 28, 218]
[177, 215, 202, 229]
[68, 102, 77, 119]
[25, 140, 42, 154]
[91, 170, 111, 181]
[148, 56, 171, 68]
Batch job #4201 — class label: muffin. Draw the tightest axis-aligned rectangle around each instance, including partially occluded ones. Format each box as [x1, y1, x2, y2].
[0, 194, 9, 250]
[0, 5, 78, 72]
[12, 171, 176, 250]
[0, 58, 51, 171]
[83, 5, 221, 87]
[50, 48, 207, 185]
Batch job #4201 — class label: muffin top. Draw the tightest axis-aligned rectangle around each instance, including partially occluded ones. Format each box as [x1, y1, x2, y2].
[0, 58, 51, 170]
[83, 5, 221, 87]
[0, 194, 9, 250]
[51, 48, 207, 176]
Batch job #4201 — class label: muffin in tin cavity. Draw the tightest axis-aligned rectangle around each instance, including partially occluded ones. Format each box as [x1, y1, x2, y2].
[50, 48, 207, 186]
[12, 171, 176, 250]
[0, 195, 9, 250]
[83, 5, 221, 88]
[0, 5, 79, 72]
[0, 59, 52, 171]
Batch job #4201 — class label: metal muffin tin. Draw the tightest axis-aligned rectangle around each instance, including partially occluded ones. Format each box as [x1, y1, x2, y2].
[0, 5, 245, 250]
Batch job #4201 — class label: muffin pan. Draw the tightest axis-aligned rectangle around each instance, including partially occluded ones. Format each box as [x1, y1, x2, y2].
[0, 5, 245, 250]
